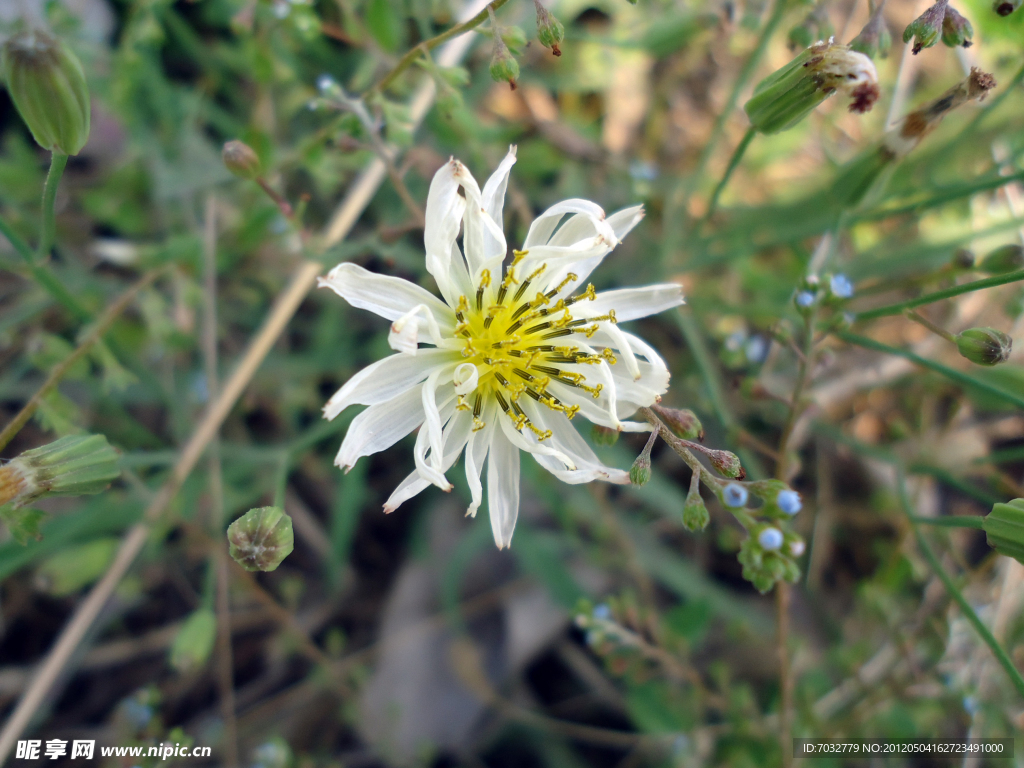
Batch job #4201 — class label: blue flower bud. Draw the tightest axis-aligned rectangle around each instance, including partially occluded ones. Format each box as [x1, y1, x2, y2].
[830, 274, 854, 299]
[592, 603, 611, 620]
[796, 290, 816, 309]
[722, 483, 748, 508]
[758, 527, 784, 551]
[777, 489, 802, 515]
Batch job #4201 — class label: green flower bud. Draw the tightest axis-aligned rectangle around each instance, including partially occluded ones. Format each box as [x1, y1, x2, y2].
[983, 499, 1024, 564]
[652, 405, 704, 442]
[227, 506, 294, 572]
[850, 8, 892, 60]
[489, 38, 520, 90]
[979, 244, 1024, 275]
[902, 1, 945, 54]
[952, 248, 976, 270]
[36, 537, 118, 596]
[2, 29, 90, 155]
[170, 608, 217, 673]
[222, 140, 262, 180]
[708, 449, 744, 479]
[629, 452, 651, 486]
[994, 0, 1022, 15]
[501, 25, 528, 55]
[745, 42, 879, 135]
[955, 327, 1013, 366]
[0, 434, 119, 511]
[683, 474, 709, 531]
[591, 424, 620, 446]
[941, 6, 973, 48]
[534, 0, 565, 56]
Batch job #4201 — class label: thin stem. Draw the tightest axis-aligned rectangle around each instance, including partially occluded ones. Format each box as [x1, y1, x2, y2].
[837, 331, 1024, 410]
[901, 487, 1024, 701]
[701, 126, 756, 225]
[0, 269, 162, 453]
[909, 515, 984, 529]
[373, 0, 512, 94]
[662, 0, 790, 260]
[856, 269, 1024, 320]
[776, 308, 816, 482]
[255, 177, 294, 219]
[904, 309, 956, 344]
[37, 153, 68, 261]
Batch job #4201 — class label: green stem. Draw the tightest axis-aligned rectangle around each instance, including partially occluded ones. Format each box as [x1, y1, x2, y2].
[373, 0, 512, 94]
[903, 483, 1024, 702]
[38, 152, 68, 262]
[904, 309, 956, 344]
[662, 0, 790, 262]
[701, 126, 756, 225]
[908, 515, 984, 529]
[856, 269, 1024, 320]
[837, 331, 1024, 410]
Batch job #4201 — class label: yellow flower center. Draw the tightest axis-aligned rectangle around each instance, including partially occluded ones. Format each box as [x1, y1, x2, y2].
[453, 250, 619, 440]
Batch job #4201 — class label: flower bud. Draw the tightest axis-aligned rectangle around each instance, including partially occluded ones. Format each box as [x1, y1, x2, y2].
[222, 140, 262, 180]
[0, 434, 119, 511]
[941, 6, 973, 48]
[227, 506, 294, 572]
[829, 273, 854, 299]
[902, 1, 945, 53]
[722, 482, 748, 508]
[2, 29, 91, 155]
[489, 38, 519, 90]
[955, 327, 1013, 366]
[534, 1, 564, 56]
[170, 608, 217, 673]
[652, 405, 704, 441]
[744, 42, 879, 135]
[591, 424, 620, 446]
[758, 527, 784, 551]
[788, 538, 806, 557]
[994, 0, 1022, 15]
[952, 248, 976, 270]
[708, 449, 744, 479]
[683, 478, 710, 531]
[850, 8, 892, 59]
[36, 537, 118, 596]
[777, 489, 802, 516]
[979, 244, 1024, 275]
[983, 499, 1024, 564]
[629, 452, 651, 486]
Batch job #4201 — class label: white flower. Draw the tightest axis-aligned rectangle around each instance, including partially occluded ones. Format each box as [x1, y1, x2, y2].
[318, 147, 684, 548]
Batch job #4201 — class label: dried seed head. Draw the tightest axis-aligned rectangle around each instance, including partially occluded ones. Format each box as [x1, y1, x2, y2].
[534, 0, 565, 56]
[941, 6, 973, 48]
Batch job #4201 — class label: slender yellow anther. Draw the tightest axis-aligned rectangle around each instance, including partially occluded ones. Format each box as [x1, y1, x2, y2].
[526, 422, 553, 441]
[472, 418, 487, 432]
[548, 273, 578, 297]
[582, 324, 600, 338]
[552, 312, 574, 329]
[456, 395, 471, 411]
[600, 348, 617, 364]
[479, 270, 492, 288]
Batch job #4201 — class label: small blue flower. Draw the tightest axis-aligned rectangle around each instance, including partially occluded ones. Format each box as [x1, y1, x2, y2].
[745, 335, 768, 364]
[777, 489, 802, 516]
[830, 274, 854, 299]
[317, 74, 338, 93]
[963, 695, 978, 715]
[722, 483, 748, 507]
[795, 290, 815, 308]
[592, 603, 611, 621]
[629, 160, 659, 181]
[788, 539, 805, 557]
[758, 527, 784, 551]
[725, 330, 747, 352]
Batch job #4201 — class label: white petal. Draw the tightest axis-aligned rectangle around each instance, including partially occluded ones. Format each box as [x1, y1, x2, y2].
[318, 263, 455, 338]
[465, 401, 497, 517]
[335, 385, 425, 470]
[582, 283, 685, 323]
[323, 349, 453, 421]
[481, 146, 517, 230]
[453, 362, 479, 395]
[487, 431, 521, 549]
[497, 414, 576, 469]
[541, 205, 646, 294]
[424, 160, 466, 305]
[607, 204, 645, 241]
[388, 309, 420, 354]
[521, 400, 630, 485]
[452, 160, 507, 279]
[523, 200, 608, 248]
[385, 410, 472, 513]
[420, 366, 456, 483]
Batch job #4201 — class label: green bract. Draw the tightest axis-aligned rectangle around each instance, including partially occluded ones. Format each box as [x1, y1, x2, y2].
[227, 506, 294, 572]
[2, 29, 91, 155]
[0, 434, 120, 513]
[983, 499, 1024, 564]
[744, 42, 878, 135]
[955, 327, 1013, 366]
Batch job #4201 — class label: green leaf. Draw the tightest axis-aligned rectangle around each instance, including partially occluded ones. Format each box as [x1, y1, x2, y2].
[0, 505, 46, 545]
[366, 0, 403, 52]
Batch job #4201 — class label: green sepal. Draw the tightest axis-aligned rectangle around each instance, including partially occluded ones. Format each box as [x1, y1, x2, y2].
[983, 499, 1024, 564]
